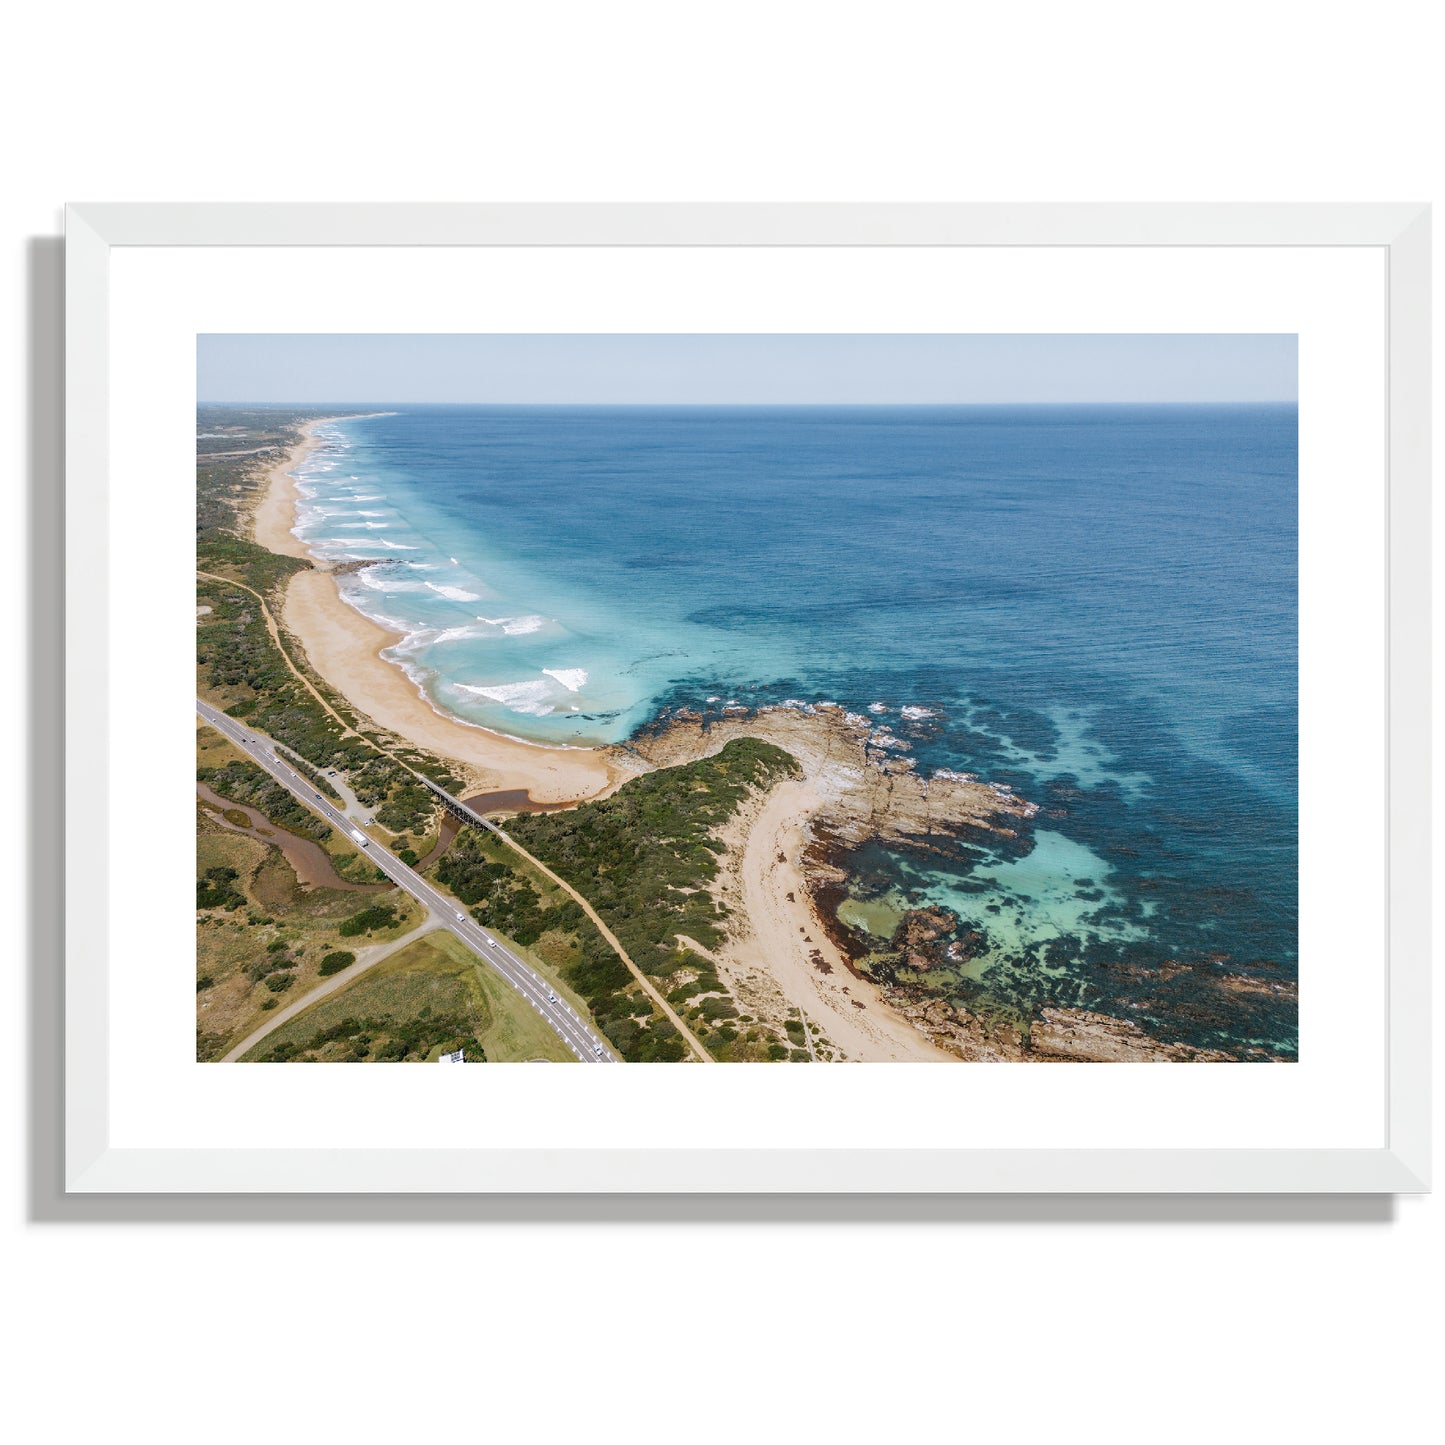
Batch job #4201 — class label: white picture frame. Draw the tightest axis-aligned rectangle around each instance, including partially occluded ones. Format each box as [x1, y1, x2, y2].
[64, 203, 1431, 1194]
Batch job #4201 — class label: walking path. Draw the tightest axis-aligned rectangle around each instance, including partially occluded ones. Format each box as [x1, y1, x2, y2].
[198, 571, 685, 1060]
[478, 822, 714, 1063]
[222, 917, 443, 1062]
[197, 568, 362, 742]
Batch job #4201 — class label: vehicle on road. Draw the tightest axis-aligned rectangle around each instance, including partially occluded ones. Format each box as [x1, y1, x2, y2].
[197, 697, 617, 1064]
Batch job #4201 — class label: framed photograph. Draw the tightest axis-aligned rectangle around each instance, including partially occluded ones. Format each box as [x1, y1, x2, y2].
[65, 204, 1430, 1193]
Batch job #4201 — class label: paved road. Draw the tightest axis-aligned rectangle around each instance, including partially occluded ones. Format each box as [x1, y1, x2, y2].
[197, 699, 617, 1063]
[431, 790, 714, 1063]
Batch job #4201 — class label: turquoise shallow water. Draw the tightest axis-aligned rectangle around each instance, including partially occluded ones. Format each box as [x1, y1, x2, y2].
[289, 404, 1298, 1056]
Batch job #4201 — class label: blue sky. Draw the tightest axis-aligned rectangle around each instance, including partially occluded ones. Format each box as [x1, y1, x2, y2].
[197, 333, 1298, 404]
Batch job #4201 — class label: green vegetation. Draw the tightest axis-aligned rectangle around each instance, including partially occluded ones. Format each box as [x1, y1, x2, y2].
[507, 738, 805, 1061]
[242, 932, 573, 1063]
[509, 738, 796, 962]
[196, 864, 246, 911]
[195, 411, 461, 834]
[435, 827, 685, 1061]
[196, 579, 447, 830]
[338, 903, 401, 937]
[198, 757, 332, 841]
[318, 950, 355, 977]
[195, 406, 320, 590]
[246, 940, 299, 983]
[279, 746, 341, 800]
[196, 814, 420, 1060]
[435, 844, 576, 946]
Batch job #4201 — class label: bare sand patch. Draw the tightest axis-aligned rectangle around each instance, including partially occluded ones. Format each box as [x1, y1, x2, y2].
[712, 776, 955, 1062]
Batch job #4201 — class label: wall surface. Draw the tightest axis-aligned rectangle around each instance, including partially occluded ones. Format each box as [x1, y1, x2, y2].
[3, 4, 1438, 1440]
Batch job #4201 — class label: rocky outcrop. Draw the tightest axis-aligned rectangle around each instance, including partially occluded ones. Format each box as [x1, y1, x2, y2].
[897, 997, 1237, 1063]
[630, 701, 1036, 853]
[890, 906, 969, 972]
[624, 701, 1276, 1063]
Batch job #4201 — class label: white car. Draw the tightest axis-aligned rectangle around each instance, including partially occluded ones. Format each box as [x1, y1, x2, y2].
[592, 1042, 604, 1057]
[548, 990, 558, 1003]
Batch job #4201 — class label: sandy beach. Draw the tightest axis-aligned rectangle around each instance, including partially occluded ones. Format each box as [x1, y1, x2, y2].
[713, 776, 955, 1061]
[257, 419, 634, 804]
[283, 569, 632, 803]
[252, 418, 1002, 1059]
[284, 538, 956, 1055]
[250, 423, 323, 559]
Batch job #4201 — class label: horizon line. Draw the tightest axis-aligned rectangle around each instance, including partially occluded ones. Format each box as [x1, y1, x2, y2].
[198, 398, 1300, 408]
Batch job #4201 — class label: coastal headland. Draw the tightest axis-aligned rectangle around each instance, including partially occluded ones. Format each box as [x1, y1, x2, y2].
[245, 418, 1218, 1063]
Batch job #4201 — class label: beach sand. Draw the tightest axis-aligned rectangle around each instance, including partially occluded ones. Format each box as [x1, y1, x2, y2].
[253, 417, 966, 1058]
[253, 418, 634, 804]
[283, 570, 629, 803]
[713, 777, 955, 1062]
[250, 424, 321, 559]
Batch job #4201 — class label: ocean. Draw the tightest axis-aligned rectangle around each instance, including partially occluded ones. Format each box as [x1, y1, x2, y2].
[291, 404, 1298, 1057]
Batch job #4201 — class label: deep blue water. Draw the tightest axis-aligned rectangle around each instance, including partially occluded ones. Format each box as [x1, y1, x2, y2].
[292, 404, 1298, 1056]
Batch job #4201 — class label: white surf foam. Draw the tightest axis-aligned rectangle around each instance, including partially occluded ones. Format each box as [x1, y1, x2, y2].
[425, 582, 482, 602]
[355, 570, 430, 593]
[455, 679, 556, 716]
[542, 668, 587, 692]
[900, 705, 938, 720]
[478, 614, 547, 636]
[386, 621, 496, 652]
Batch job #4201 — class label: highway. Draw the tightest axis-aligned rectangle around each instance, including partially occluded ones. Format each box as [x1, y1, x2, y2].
[196, 699, 618, 1063]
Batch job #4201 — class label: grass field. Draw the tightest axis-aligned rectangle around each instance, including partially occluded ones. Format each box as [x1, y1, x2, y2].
[240, 930, 574, 1063]
[197, 809, 423, 1061]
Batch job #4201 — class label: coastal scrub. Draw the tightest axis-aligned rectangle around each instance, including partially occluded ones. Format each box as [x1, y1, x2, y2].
[508, 737, 807, 1061]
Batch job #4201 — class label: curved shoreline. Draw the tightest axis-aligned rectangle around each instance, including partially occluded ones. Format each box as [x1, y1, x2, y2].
[250, 421, 323, 559]
[283, 569, 633, 803]
[256, 418, 639, 804]
[248, 417, 1019, 1061]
